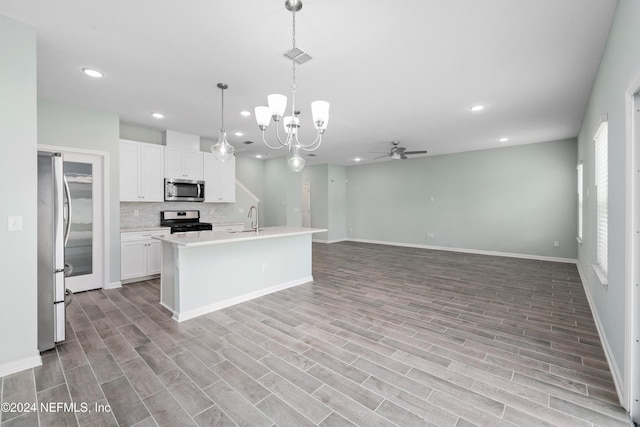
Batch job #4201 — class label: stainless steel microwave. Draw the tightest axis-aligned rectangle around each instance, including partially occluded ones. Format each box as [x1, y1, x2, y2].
[164, 178, 205, 202]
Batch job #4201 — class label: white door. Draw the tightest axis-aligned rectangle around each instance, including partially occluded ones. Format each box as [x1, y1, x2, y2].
[63, 152, 104, 292]
[301, 183, 311, 227]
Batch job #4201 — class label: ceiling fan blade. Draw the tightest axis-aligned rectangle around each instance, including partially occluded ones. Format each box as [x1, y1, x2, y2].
[373, 154, 390, 159]
[400, 154, 408, 160]
[404, 150, 427, 155]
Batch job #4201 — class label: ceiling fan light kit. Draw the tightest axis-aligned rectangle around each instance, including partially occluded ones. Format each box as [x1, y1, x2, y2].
[254, 0, 330, 172]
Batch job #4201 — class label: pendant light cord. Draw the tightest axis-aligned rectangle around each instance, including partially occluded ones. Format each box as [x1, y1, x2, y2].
[220, 86, 225, 132]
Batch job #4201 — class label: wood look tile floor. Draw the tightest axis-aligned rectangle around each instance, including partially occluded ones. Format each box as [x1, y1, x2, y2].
[0, 241, 631, 426]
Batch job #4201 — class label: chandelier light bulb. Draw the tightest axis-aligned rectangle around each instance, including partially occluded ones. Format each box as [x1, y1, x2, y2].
[283, 116, 300, 135]
[288, 146, 305, 172]
[211, 130, 235, 162]
[255, 106, 272, 130]
[268, 94, 287, 119]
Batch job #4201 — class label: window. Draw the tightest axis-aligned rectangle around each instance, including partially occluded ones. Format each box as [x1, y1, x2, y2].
[577, 162, 583, 243]
[594, 121, 608, 279]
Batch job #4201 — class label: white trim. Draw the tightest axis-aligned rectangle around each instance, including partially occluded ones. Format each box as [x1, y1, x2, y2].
[576, 262, 624, 406]
[347, 238, 577, 264]
[624, 73, 640, 419]
[236, 179, 260, 203]
[312, 238, 348, 244]
[0, 355, 42, 378]
[592, 263, 609, 286]
[38, 144, 111, 291]
[104, 281, 122, 289]
[171, 276, 313, 322]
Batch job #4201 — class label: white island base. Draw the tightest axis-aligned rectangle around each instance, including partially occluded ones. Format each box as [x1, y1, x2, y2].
[155, 226, 325, 322]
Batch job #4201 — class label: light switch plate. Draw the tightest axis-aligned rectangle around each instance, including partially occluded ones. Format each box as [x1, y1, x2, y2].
[8, 216, 23, 231]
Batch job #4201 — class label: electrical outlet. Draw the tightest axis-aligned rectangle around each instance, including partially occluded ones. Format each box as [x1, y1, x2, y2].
[430, 196, 435, 202]
[262, 262, 268, 272]
[553, 240, 560, 247]
[133, 209, 139, 217]
[209, 209, 215, 215]
[427, 232, 434, 238]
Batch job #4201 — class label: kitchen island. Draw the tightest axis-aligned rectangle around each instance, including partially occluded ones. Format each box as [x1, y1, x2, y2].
[153, 226, 326, 321]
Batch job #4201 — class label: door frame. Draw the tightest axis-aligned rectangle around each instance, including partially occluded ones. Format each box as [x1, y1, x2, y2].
[624, 74, 640, 421]
[301, 183, 311, 227]
[38, 144, 110, 291]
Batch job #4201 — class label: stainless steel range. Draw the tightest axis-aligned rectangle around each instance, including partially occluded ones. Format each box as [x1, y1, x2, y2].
[160, 210, 212, 233]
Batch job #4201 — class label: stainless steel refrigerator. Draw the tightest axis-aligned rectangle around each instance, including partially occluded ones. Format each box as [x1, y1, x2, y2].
[37, 151, 72, 351]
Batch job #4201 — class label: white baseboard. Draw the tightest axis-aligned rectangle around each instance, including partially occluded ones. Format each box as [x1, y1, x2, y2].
[346, 238, 577, 264]
[0, 354, 42, 378]
[576, 262, 625, 406]
[172, 276, 313, 322]
[313, 238, 348, 244]
[104, 281, 122, 290]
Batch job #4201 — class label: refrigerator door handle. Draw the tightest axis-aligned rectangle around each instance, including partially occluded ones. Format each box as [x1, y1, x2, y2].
[63, 173, 72, 247]
[65, 288, 74, 306]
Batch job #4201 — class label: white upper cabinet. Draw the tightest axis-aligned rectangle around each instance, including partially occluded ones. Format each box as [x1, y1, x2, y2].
[119, 139, 165, 202]
[165, 147, 203, 180]
[203, 153, 236, 203]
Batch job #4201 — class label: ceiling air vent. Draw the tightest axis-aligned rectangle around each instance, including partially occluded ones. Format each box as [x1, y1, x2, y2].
[283, 47, 313, 65]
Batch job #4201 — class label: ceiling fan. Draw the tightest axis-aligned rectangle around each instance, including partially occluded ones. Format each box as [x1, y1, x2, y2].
[372, 141, 427, 160]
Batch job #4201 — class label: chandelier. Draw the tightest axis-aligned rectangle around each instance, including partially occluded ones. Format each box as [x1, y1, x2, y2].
[254, 0, 330, 172]
[211, 83, 235, 162]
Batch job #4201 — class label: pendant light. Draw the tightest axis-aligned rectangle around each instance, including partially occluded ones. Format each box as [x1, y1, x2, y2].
[211, 83, 235, 162]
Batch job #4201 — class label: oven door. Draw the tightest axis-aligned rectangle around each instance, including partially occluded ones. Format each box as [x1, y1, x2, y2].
[165, 179, 205, 202]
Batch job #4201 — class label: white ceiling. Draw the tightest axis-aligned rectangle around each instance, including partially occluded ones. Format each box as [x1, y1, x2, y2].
[1, 0, 618, 166]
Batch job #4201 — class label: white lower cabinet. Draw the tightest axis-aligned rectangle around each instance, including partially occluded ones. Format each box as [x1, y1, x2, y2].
[121, 229, 170, 283]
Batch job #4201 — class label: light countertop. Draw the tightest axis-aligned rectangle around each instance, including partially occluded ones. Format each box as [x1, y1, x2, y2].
[121, 226, 170, 233]
[152, 226, 327, 248]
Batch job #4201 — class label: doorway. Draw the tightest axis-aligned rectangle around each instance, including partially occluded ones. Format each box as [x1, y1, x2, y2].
[301, 183, 311, 227]
[40, 147, 106, 293]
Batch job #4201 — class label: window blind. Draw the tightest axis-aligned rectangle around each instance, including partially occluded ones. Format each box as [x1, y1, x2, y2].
[594, 121, 608, 275]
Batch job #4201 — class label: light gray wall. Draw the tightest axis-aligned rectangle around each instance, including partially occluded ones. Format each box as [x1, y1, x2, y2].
[576, 0, 640, 388]
[38, 99, 121, 287]
[0, 16, 39, 372]
[328, 165, 347, 242]
[346, 139, 578, 259]
[302, 165, 329, 240]
[263, 157, 302, 227]
[120, 122, 163, 145]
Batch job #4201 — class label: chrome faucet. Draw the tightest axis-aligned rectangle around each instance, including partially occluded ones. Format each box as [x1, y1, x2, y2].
[248, 205, 259, 232]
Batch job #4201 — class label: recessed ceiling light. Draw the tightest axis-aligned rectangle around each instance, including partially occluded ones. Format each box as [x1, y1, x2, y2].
[151, 113, 164, 119]
[256, 154, 263, 159]
[354, 158, 361, 162]
[240, 110, 251, 117]
[470, 105, 485, 112]
[499, 137, 509, 142]
[82, 68, 103, 78]
[234, 131, 243, 137]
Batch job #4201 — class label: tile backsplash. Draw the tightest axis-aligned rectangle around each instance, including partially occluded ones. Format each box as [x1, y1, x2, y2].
[120, 202, 249, 229]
